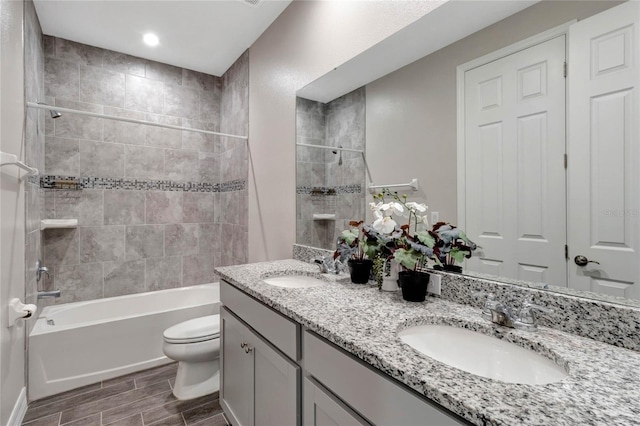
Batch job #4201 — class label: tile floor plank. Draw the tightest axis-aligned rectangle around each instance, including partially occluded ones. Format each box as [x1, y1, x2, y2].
[141, 394, 214, 425]
[147, 413, 186, 426]
[23, 364, 228, 426]
[59, 380, 171, 424]
[181, 400, 224, 425]
[60, 413, 101, 425]
[102, 363, 177, 388]
[103, 413, 143, 426]
[134, 365, 178, 389]
[28, 382, 102, 409]
[21, 412, 60, 426]
[190, 413, 229, 426]
[101, 390, 175, 424]
[23, 380, 135, 423]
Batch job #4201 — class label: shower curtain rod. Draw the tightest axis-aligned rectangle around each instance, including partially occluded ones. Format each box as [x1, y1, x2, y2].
[296, 142, 374, 186]
[27, 102, 248, 141]
[296, 143, 363, 154]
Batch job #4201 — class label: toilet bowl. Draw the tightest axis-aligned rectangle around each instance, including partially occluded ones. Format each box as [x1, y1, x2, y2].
[162, 314, 220, 400]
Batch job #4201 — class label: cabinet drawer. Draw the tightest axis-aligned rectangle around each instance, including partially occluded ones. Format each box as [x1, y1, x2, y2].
[221, 280, 299, 360]
[303, 331, 470, 426]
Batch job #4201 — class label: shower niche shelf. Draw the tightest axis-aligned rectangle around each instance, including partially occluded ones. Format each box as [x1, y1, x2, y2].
[40, 219, 78, 230]
[313, 214, 336, 221]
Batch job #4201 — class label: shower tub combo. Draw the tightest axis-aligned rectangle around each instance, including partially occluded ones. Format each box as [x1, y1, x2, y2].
[29, 283, 219, 400]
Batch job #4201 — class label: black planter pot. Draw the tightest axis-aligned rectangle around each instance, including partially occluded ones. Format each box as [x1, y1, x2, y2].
[398, 271, 430, 302]
[433, 264, 463, 273]
[348, 259, 373, 284]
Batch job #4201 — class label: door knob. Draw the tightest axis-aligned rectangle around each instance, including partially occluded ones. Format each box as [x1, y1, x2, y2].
[574, 255, 600, 266]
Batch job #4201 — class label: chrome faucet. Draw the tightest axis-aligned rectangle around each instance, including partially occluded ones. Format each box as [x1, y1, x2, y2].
[38, 290, 61, 299]
[474, 293, 553, 332]
[36, 260, 50, 282]
[314, 256, 332, 273]
[313, 256, 346, 275]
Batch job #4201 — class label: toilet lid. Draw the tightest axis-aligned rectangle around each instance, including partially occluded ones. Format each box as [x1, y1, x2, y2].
[163, 315, 220, 344]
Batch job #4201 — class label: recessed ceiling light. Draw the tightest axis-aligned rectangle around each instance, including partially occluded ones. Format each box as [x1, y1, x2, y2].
[143, 33, 159, 47]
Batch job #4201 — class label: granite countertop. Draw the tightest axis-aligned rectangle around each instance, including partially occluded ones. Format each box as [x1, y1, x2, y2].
[215, 259, 640, 426]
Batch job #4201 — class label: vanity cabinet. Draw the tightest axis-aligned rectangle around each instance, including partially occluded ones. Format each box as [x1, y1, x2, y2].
[220, 279, 469, 426]
[220, 278, 301, 426]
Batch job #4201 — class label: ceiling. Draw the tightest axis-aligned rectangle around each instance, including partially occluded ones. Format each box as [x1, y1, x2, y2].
[33, 0, 292, 77]
[297, 0, 539, 103]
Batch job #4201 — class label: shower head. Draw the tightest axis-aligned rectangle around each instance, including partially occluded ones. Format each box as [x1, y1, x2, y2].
[50, 110, 62, 119]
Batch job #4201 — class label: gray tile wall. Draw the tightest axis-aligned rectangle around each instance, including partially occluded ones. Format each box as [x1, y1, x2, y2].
[41, 37, 248, 304]
[24, 0, 46, 320]
[295, 88, 366, 250]
[219, 50, 249, 267]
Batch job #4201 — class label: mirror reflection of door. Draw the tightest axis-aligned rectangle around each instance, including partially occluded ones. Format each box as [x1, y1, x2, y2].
[463, 1, 640, 299]
[463, 36, 567, 286]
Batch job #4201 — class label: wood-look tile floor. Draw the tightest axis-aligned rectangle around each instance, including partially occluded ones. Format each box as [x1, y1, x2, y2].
[22, 363, 229, 426]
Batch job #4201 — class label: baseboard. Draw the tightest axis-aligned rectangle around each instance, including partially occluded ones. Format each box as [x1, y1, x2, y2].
[7, 387, 27, 426]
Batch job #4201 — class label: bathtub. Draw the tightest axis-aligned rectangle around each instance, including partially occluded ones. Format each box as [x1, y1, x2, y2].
[29, 283, 220, 401]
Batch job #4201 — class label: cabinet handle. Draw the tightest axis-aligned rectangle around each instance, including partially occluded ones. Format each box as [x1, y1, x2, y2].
[244, 345, 253, 354]
[240, 342, 247, 349]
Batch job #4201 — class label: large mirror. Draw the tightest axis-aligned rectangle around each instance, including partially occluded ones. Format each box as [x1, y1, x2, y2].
[296, 0, 640, 306]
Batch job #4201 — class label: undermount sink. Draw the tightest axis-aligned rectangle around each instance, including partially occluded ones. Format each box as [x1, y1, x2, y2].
[262, 275, 326, 289]
[398, 324, 568, 385]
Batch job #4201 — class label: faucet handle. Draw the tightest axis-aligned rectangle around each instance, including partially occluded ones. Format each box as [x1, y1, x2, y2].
[515, 299, 553, 331]
[473, 292, 497, 321]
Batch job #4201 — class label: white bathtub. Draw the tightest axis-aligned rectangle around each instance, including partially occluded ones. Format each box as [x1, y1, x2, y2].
[29, 283, 220, 401]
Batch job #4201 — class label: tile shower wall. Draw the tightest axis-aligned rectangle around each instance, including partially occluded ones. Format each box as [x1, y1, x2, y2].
[296, 88, 365, 250]
[24, 0, 46, 319]
[41, 37, 248, 304]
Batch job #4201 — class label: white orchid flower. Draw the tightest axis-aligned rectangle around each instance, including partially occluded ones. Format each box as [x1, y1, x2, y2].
[388, 202, 404, 216]
[369, 202, 383, 212]
[379, 202, 404, 217]
[373, 210, 383, 220]
[406, 202, 428, 213]
[372, 216, 397, 234]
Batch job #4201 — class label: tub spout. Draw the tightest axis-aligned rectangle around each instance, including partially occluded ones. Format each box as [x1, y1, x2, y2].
[37, 290, 61, 299]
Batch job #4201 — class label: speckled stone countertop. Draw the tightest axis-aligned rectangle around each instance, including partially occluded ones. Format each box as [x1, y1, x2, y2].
[215, 259, 640, 426]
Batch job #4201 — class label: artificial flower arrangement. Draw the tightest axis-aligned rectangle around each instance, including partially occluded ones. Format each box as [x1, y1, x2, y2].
[335, 188, 477, 298]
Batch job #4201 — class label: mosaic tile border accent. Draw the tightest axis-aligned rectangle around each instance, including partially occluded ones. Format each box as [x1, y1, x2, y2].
[41, 175, 246, 193]
[27, 175, 40, 185]
[296, 184, 362, 195]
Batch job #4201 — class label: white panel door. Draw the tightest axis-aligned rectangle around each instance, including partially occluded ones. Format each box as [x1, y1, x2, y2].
[464, 36, 566, 285]
[568, 1, 640, 299]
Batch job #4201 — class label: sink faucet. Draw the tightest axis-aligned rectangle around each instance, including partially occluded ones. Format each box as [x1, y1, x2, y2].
[474, 293, 553, 332]
[313, 256, 345, 275]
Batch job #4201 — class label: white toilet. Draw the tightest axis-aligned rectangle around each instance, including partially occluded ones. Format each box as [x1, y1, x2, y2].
[162, 314, 221, 400]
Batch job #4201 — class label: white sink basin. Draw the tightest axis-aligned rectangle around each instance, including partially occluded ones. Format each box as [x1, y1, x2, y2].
[262, 275, 326, 289]
[398, 324, 568, 385]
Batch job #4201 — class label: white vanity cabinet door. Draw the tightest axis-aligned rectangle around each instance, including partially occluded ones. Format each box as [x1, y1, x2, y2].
[221, 307, 253, 426]
[221, 307, 300, 426]
[303, 378, 369, 426]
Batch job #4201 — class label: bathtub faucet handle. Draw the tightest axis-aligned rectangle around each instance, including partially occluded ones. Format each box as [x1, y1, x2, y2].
[36, 260, 50, 282]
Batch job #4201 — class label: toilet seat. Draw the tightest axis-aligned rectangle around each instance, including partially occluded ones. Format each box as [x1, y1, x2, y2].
[163, 315, 220, 344]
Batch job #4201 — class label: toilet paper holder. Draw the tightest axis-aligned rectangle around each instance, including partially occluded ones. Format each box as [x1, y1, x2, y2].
[8, 298, 37, 328]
